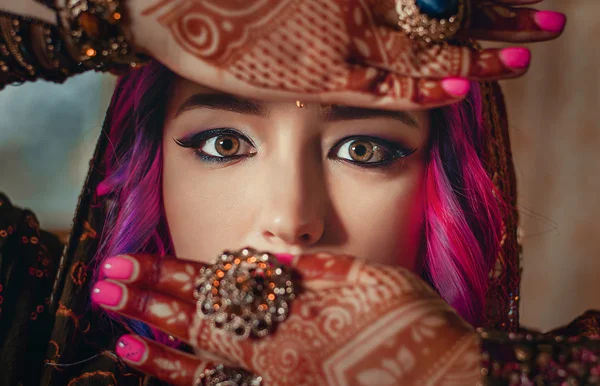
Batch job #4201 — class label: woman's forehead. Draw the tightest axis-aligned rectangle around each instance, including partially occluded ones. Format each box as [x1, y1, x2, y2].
[168, 78, 429, 129]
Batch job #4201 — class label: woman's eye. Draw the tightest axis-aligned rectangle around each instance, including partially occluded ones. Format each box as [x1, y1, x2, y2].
[174, 129, 256, 162]
[201, 134, 246, 157]
[334, 138, 413, 165]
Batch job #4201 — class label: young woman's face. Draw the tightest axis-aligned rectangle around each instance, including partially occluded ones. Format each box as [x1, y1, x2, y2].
[162, 79, 430, 270]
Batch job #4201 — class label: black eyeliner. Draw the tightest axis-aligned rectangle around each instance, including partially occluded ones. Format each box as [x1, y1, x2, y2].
[328, 135, 418, 167]
[173, 128, 253, 149]
[173, 128, 255, 164]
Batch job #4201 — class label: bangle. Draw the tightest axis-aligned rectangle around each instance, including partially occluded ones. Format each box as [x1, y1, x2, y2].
[0, 16, 38, 79]
[0, 11, 85, 89]
[56, 0, 150, 73]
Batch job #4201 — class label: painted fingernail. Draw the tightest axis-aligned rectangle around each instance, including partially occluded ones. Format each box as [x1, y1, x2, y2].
[499, 47, 531, 70]
[441, 78, 470, 97]
[102, 256, 135, 280]
[116, 334, 147, 364]
[91, 280, 124, 308]
[534, 11, 566, 33]
[275, 253, 294, 265]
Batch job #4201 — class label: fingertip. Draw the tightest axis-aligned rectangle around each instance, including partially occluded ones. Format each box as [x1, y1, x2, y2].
[274, 253, 295, 266]
[499, 47, 531, 70]
[441, 78, 471, 97]
[534, 10, 567, 33]
[91, 280, 125, 308]
[102, 255, 136, 281]
[116, 334, 148, 364]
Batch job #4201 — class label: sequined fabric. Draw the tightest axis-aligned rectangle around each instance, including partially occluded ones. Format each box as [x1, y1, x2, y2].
[479, 82, 521, 332]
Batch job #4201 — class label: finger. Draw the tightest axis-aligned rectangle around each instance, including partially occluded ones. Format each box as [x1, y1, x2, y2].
[102, 254, 206, 303]
[114, 334, 234, 386]
[93, 279, 254, 366]
[93, 279, 198, 340]
[286, 253, 436, 297]
[465, 5, 566, 42]
[352, 25, 530, 80]
[407, 45, 531, 80]
[328, 67, 471, 109]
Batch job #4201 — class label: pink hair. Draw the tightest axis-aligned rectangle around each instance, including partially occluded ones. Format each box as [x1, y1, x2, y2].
[425, 90, 503, 325]
[92, 61, 503, 338]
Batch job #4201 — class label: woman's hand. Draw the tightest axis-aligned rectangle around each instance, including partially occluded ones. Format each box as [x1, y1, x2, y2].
[124, 0, 565, 110]
[93, 253, 482, 385]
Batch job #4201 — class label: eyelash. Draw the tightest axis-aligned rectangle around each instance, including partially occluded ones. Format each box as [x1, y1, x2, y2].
[173, 129, 417, 167]
[328, 135, 417, 168]
[174, 128, 255, 164]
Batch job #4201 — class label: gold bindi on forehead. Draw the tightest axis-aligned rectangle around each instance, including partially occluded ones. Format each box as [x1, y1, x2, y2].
[295, 100, 305, 108]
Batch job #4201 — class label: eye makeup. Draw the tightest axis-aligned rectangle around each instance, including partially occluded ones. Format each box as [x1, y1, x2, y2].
[328, 135, 418, 168]
[174, 128, 417, 168]
[173, 128, 256, 163]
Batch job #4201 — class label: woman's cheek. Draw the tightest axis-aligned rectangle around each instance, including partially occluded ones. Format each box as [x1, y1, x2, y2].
[162, 153, 255, 262]
[328, 164, 426, 270]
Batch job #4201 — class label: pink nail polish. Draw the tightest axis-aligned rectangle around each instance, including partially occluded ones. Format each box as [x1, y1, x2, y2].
[275, 253, 294, 265]
[116, 335, 147, 364]
[441, 78, 470, 97]
[91, 280, 124, 308]
[499, 48, 531, 70]
[102, 256, 135, 280]
[534, 11, 566, 33]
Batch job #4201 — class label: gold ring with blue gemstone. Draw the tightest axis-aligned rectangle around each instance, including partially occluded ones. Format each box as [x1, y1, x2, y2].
[396, 0, 466, 43]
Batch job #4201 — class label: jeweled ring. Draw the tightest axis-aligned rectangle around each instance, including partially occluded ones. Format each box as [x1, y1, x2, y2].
[195, 364, 262, 386]
[194, 248, 296, 340]
[396, 0, 466, 42]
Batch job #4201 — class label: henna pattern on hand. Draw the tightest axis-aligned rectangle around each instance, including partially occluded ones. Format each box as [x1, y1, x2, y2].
[138, 0, 488, 106]
[138, 0, 552, 109]
[104, 252, 481, 385]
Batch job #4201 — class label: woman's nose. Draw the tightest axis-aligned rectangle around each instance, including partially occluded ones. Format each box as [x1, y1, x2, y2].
[258, 153, 326, 247]
[263, 215, 324, 246]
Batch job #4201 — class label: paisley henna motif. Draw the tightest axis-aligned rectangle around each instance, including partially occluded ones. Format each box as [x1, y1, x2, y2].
[138, 0, 541, 107]
[98, 253, 481, 385]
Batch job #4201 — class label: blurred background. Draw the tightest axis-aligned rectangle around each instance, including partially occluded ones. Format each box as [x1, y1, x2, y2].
[0, 0, 597, 332]
[501, 0, 600, 331]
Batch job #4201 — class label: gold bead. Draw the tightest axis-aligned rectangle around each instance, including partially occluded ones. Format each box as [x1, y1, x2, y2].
[85, 48, 97, 57]
[296, 100, 304, 108]
[515, 347, 530, 361]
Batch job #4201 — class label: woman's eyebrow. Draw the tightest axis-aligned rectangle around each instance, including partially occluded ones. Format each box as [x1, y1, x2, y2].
[174, 93, 268, 118]
[324, 105, 420, 129]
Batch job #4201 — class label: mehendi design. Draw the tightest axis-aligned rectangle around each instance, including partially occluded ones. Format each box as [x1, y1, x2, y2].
[103, 253, 481, 385]
[140, 0, 484, 106]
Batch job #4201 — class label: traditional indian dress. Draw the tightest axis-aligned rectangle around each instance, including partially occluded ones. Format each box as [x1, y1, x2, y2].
[0, 54, 599, 386]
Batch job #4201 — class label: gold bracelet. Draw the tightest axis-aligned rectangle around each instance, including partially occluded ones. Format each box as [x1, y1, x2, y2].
[56, 0, 149, 73]
[0, 17, 36, 77]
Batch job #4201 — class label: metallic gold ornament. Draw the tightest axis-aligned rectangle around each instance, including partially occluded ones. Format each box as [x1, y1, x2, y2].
[195, 364, 262, 386]
[194, 248, 296, 340]
[396, 0, 466, 43]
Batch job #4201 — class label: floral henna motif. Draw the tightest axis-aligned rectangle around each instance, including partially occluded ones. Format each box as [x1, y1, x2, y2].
[103, 253, 480, 385]
[246, 256, 477, 385]
[247, 287, 476, 385]
[140, 0, 472, 105]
